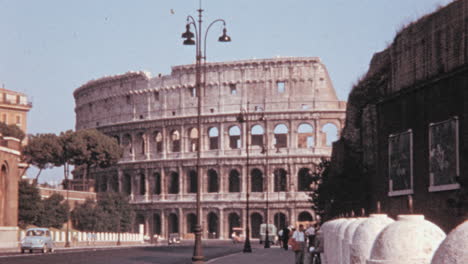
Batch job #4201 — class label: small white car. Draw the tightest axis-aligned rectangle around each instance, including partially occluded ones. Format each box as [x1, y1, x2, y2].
[21, 228, 55, 253]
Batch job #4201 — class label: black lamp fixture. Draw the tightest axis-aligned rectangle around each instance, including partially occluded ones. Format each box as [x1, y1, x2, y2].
[218, 28, 231, 42]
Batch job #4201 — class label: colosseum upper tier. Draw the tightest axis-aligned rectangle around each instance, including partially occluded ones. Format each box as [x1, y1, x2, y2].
[74, 57, 346, 240]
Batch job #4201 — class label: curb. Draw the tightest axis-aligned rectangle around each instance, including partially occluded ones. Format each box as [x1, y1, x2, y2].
[206, 251, 243, 264]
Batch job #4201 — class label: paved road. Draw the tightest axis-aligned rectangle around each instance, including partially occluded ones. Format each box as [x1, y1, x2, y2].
[0, 241, 243, 264]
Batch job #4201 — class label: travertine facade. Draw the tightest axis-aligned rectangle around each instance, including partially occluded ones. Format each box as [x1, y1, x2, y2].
[74, 57, 346, 239]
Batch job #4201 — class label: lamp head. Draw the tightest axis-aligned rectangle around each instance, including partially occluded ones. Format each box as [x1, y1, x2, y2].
[183, 38, 195, 45]
[218, 28, 231, 42]
[181, 24, 194, 39]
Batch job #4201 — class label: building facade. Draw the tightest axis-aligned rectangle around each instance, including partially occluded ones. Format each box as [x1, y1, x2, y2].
[0, 88, 31, 135]
[74, 57, 346, 239]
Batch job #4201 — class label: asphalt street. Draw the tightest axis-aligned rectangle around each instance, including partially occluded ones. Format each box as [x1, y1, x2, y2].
[0, 241, 244, 264]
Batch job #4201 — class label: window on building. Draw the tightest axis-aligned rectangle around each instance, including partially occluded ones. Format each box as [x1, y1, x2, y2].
[230, 84, 237, 95]
[251, 168, 263, 192]
[16, 95, 20, 104]
[322, 123, 339, 146]
[274, 168, 287, 192]
[15, 115, 21, 125]
[126, 95, 131, 104]
[154, 91, 159, 101]
[277, 82, 285, 93]
[187, 170, 197, 193]
[298, 168, 312, 191]
[229, 126, 241, 149]
[251, 125, 264, 147]
[155, 132, 163, 153]
[190, 87, 196, 97]
[207, 169, 219, 193]
[273, 124, 288, 148]
[188, 128, 199, 152]
[229, 169, 240, 192]
[298, 123, 314, 148]
[171, 130, 181, 152]
[388, 129, 413, 196]
[208, 127, 219, 150]
[168, 172, 179, 194]
[153, 172, 161, 195]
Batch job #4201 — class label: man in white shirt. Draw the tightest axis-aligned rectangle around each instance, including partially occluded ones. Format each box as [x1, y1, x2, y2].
[305, 224, 316, 248]
[292, 224, 306, 264]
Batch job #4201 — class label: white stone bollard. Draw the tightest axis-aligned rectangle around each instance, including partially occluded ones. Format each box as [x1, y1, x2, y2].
[320, 220, 334, 264]
[350, 214, 394, 264]
[431, 220, 468, 264]
[343, 218, 367, 264]
[327, 218, 348, 264]
[337, 219, 357, 264]
[367, 215, 445, 264]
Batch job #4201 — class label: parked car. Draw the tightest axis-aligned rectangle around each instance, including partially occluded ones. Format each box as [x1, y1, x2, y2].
[260, 224, 278, 245]
[21, 228, 55, 253]
[168, 233, 181, 245]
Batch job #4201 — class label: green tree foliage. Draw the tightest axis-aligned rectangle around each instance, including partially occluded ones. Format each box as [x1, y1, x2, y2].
[22, 133, 62, 182]
[309, 159, 331, 222]
[35, 193, 69, 229]
[0, 122, 25, 141]
[71, 192, 133, 232]
[18, 181, 42, 228]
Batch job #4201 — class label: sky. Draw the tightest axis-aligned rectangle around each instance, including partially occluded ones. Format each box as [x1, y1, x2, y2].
[0, 0, 453, 184]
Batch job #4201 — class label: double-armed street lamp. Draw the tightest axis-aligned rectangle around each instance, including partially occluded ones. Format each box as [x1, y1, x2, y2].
[181, 3, 231, 263]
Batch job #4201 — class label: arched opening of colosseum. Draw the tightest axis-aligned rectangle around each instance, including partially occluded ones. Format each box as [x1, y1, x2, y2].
[208, 127, 219, 150]
[139, 173, 146, 195]
[322, 123, 339, 146]
[228, 126, 241, 149]
[188, 128, 198, 152]
[251, 125, 264, 147]
[228, 213, 241, 238]
[136, 132, 146, 155]
[187, 170, 197, 193]
[168, 172, 179, 194]
[153, 214, 161, 235]
[154, 131, 163, 153]
[251, 213, 263, 238]
[122, 134, 133, 156]
[274, 212, 287, 230]
[186, 213, 196, 234]
[153, 172, 161, 195]
[298, 211, 313, 222]
[109, 174, 119, 192]
[274, 124, 288, 148]
[251, 168, 264, 192]
[273, 168, 287, 192]
[298, 168, 312, 191]
[170, 130, 181, 152]
[0, 164, 6, 225]
[124, 174, 132, 195]
[112, 135, 120, 145]
[228, 169, 241, 192]
[168, 213, 179, 234]
[298, 123, 314, 148]
[207, 169, 219, 193]
[134, 214, 145, 233]
[207, 212, 219, 239]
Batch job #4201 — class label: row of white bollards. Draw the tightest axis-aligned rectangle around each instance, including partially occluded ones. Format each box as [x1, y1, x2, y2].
[322, 215, 467, 264]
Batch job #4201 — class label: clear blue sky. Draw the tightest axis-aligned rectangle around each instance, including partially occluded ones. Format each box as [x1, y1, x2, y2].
[0, 0, 453, 184]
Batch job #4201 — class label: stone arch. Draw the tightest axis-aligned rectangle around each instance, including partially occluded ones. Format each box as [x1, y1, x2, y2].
[187, 170, 197, 193]
[208, 127, 219, 150]
[297, 123, 314, 148]
[168, 213, 179, 234]
[139, 173, 146, 195]
[186, 213, 197, 234]
[251, 212, 263, 238]
[251, 168, 263, 192]
[297, 167, 312, 191]
[153, 131, 163, 153]
[170, 130, 181, 152]
[153, 213, 162, 235]
[322, 123, 338, 146]
[228, 212, 241, 238]
[207, 169, 219, 193]
[136, 132, 146, 155]
[0, 164, 6, 226]
[251, 124, 264, 147]
[273, 124, 288, 148]
[188, 127, 199, 152]
[273, 168, 287, 192]
[228, 169, 241, 193]
[273, 212, 287, 230]
[298, 211, 313, 222]
[168, 171, 179, 194]
[123, 174, 132, 195]
[122, 134, 133, 156]
[153, 172, 161, 195]
[228, 125, 241, 149]
[134, 213, 145, 233]
[109, 174, 119, 192]
[207, 212, 219, 239]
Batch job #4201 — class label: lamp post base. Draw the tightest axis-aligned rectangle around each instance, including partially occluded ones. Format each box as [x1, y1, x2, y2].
[192, 225, 204, 264]
[264, 238, 270, 248]
[243, 238, 252, 253]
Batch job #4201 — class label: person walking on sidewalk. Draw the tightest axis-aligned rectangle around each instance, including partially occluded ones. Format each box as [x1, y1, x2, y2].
[292, 224, 306, 264]
[282, 226, 290, 250]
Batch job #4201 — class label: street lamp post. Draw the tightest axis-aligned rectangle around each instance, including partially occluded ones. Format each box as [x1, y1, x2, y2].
[181, 4, 231, 264]
[64, 162, 71, 248]
[263, 116, 270, 249]
[237, 102, 252, 253]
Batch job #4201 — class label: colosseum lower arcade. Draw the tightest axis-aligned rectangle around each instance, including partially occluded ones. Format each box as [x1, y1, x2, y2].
[73, 57, 346, 240]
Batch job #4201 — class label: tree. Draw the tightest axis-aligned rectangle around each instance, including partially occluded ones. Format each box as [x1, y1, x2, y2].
[18, 181, 42, 228]
[35, 193, 69, 229]
[71, 192, 133, 232]
[0, 122, 25, 141]
[22, 133, 62, 183]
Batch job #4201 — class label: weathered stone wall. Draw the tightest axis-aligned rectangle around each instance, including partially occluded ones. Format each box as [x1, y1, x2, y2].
[331, 0, 468, 231]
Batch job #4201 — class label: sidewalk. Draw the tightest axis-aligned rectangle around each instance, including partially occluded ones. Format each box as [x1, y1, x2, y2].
[208, 246, 295, 264]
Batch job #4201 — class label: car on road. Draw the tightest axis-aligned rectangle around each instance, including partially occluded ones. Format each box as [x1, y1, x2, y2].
[21, 228, 55, 253]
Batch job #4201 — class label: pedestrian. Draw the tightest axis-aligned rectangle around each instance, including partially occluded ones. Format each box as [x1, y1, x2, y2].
[305, 224, 316, 248]
[292, 224, 306, 264]
[278, 228, 284, 248]
[282, 226, 290, 250]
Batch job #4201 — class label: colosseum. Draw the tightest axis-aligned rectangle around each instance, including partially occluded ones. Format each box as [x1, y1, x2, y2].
[73, 57, 346, 240]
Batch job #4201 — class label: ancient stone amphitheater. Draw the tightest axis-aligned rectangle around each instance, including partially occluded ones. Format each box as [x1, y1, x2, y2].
[73, 57, 346, 240]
